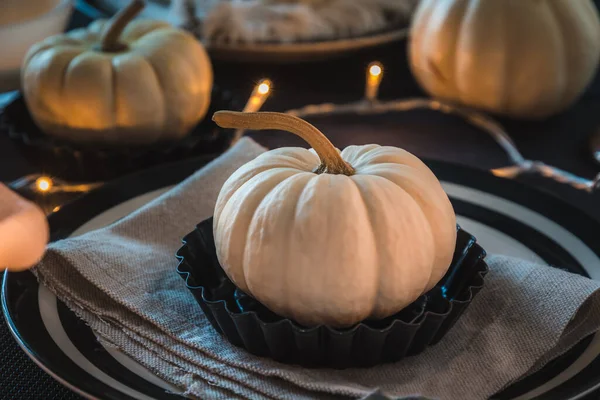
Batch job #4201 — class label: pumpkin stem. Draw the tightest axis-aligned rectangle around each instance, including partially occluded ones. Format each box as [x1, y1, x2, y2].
[213, 111, 355, 176]
[100, 0, 145, 52]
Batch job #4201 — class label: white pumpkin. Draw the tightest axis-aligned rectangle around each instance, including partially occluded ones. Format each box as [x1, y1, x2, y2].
[409, 0, 600, 119]
[212, 111, 456, 328]
[22, 0, 213, 145]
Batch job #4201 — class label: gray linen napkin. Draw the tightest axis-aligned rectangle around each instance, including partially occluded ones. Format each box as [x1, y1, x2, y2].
[34, 137, 600, 400]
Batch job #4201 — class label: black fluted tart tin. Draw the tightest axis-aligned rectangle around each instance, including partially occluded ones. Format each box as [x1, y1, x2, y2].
[0, 87, 240, 182]
[176, 218, 488, 368]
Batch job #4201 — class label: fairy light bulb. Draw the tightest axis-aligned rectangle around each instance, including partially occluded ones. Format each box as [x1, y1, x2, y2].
[369, 64, 382, 77]
[35, 177, 53, 193]
[365, 62, 384, 101]
[258, 82, 270, 95]
[233, 78, 274, 145]
[243, 79, 272, 113]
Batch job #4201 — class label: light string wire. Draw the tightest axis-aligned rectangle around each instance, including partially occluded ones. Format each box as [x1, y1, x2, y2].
[10, 62, 600, 197]
[8, 174, 103, 194]
[233, 62, 600, 193]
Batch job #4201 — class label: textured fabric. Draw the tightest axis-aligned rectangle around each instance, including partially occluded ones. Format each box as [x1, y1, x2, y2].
[34, 137, 600, 400]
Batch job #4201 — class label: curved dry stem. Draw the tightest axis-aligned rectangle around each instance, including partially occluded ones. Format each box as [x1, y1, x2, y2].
[213, 111, 355, 175]
[100, 0, 145, 52]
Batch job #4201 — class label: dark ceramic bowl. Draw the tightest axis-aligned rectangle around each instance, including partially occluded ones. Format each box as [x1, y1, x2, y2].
[176, 218, 488, 368]
[0, 87, 240, 182]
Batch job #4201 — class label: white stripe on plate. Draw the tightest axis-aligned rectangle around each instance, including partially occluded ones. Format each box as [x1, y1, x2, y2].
[38, 285, 158, 400]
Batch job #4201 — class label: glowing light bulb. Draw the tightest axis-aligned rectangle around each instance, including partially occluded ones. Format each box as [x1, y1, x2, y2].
[242, 79, 273, 113]
[35, 177, 53, 193]
[233, 78, 274, 145]
[258, 82, 270, 95]
[369, 64, 382, 77]
[365, 62, 384, 101]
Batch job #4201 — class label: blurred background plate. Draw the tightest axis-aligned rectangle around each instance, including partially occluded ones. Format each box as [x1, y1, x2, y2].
[204, 28, 409, 63]
[81, 0, 410, 63]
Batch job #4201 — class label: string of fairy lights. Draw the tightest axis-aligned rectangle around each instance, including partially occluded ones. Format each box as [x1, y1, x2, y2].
[237, 61, 600, 193]
[14, 60, 600, 206]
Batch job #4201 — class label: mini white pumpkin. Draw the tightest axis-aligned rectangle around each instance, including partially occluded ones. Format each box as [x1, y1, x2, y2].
[409, 0, 600, 119]
[212, 111, 456, 328]
[22, 0, 213, 145]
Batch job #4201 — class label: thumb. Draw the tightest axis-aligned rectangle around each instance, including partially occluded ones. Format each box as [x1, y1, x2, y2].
[0, 183, 49, 271]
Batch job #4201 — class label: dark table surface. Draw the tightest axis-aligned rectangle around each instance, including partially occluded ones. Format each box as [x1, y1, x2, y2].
[3, 2, 600, 399]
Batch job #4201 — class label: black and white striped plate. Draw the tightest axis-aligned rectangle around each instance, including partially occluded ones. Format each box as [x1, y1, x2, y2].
[3, 156, 600, 400]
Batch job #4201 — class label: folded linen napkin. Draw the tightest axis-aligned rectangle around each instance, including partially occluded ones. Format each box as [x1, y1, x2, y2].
[34, 137, 600, 400]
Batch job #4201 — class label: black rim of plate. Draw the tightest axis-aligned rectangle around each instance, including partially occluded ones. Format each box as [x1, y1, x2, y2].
[2, 157, 600, 400]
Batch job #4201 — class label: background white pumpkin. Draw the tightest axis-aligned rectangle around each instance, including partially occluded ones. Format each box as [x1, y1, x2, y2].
[212, 111, 457, 328]
[409, 0, 600, 120]
[22, 0, 213, 145]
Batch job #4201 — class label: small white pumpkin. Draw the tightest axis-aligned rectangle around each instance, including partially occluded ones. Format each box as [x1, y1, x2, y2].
[409, 0, 600, 119]
[212, 111, 456, 328]
[22, 0, 213, 145]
